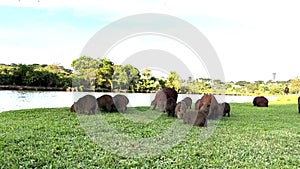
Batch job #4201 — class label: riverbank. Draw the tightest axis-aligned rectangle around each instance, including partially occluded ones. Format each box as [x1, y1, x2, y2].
[0, 85, 65, 91]
[0, 103, 299, 168]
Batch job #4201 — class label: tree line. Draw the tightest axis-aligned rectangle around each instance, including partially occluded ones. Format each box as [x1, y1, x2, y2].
[1, 56, 300, 95]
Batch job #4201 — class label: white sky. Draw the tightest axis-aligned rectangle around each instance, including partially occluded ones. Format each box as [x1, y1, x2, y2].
[1, 0, 300, 82]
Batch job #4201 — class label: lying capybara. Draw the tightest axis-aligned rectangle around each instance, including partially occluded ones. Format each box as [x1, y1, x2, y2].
[151, 87, 178, 112]
[253, 96, 268, 107]
[71, 95, 98, 115]
[222, 102, 230, 117]
[97, 94, 114, 112]
[298, 96, 300, 113]
[182, 97, 192, 109]
[183, 103, 210, 127]
[165, 97, 177, 117]
[207, 95, 224, 120]
[113, 94, 129, 113]
[195, 94, 212, 110]
[175, 101, 187, 119]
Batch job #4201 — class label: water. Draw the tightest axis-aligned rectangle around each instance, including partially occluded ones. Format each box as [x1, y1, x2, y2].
[0, 90, 278, 113]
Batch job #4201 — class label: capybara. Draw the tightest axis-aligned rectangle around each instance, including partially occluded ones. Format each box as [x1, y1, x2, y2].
[182, 97, 192, 109]
[151, 89, 167, 112]
[195, 94, 212, 110]
[253, 96, 268, 107]
[151, 87, 178, 112]
[113, 94, 129, 113]
[298, 96, 300, 113]
[175, 101, 187, 119]
[222, 102, 230, 117]
[207, 95, 224, 120]
[165, 97, 177, 117]
[97, 94, 114, 112]
[71, 95, 98, 115]
[183, 103, 210, 127]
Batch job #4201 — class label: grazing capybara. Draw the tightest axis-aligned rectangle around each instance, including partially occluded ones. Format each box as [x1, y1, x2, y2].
[165, 97, 177, 117]
[182, 97, 192, 109]
[195, 94, 212, 110]
[151, 89, 167, 111]
[71, 95, 98, 115]
[183, 103, 210, 127]
[298, 96, 300, 113]
[222, 102, 230, 117]
[253, 96, 268, 107]
[97, 94, 114, 112]
[113, 94, 129, 113]
[207, 95, 224, 120]
[151, 87, 178, 112]
[175, 101, 187, 119]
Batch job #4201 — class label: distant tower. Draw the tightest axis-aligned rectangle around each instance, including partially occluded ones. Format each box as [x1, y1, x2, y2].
[272, 73, 276, 82]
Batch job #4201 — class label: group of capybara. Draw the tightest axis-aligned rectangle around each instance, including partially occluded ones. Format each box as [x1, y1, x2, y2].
[151, 88, 231, 127]
[71, 87, 300, 127]
[70, 94, 129, 114]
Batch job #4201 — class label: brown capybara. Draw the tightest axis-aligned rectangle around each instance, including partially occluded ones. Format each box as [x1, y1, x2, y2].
[222, 102, 230, 117]
[71, 95, 98, 115]
[195, 94, 212, 110]
[182, 97, 192, 109]
[151, 87, 178, 112]
[165, 97, 177, 117]
[253, 96, 268, 107]
[113, 94, 129, 113]
[207, 95, 224, 120]
[183, 103, 210, 127]
[151, 89, 167, 112]
[175, 101, 187, 119]
[298, 96, 300, 113]
[97, 94, 114, 112]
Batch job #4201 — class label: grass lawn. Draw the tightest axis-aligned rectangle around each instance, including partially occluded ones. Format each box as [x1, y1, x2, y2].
[0, 99, 300, 168]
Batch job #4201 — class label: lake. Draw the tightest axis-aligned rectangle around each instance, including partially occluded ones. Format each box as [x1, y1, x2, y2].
[0, 90, 278, 113]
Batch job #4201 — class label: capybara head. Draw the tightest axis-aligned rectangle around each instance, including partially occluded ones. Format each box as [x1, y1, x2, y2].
[175, 101, 187, 119]
[222, 102, 230, 117]
[183, 109, 207, 127]
[70, 103, 75, 112]
[165, 97, 177, 117]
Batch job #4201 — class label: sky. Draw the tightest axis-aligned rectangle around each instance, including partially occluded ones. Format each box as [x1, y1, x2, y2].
[1, 0, 300, 82]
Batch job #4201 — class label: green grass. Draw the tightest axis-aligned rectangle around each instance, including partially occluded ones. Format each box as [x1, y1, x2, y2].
[1, 102, 300, 168]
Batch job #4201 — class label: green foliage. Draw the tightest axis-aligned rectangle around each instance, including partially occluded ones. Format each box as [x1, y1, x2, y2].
[1, 102, 300, 168]
[165, 71, 181, 92]
[0, 64, 72, 89]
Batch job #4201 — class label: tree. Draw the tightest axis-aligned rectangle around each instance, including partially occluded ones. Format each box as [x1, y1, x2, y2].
[166, 71, 181, 92]
[96, 58, 114, 91]
[71, 56, 99, 90]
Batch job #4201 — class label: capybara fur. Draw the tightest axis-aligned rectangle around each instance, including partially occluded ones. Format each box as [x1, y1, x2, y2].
[113, 94, 129, 113]
[165, 97, 177, 117]
[253, 96, 268, 107]
[151, 87, 178, 112]
[151, 89, 167, 112]
[222, 102, 230, 117]
[175, 101, 187, 119]
[71, 95, 98, 115]
[298, 96, 300, 113]
[97, 94, 114, 112]
[208, 95, 224, 120]
[195, 94, 212, 110]
[183, 103, 209, 127]
[182, 97, 192, 109]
